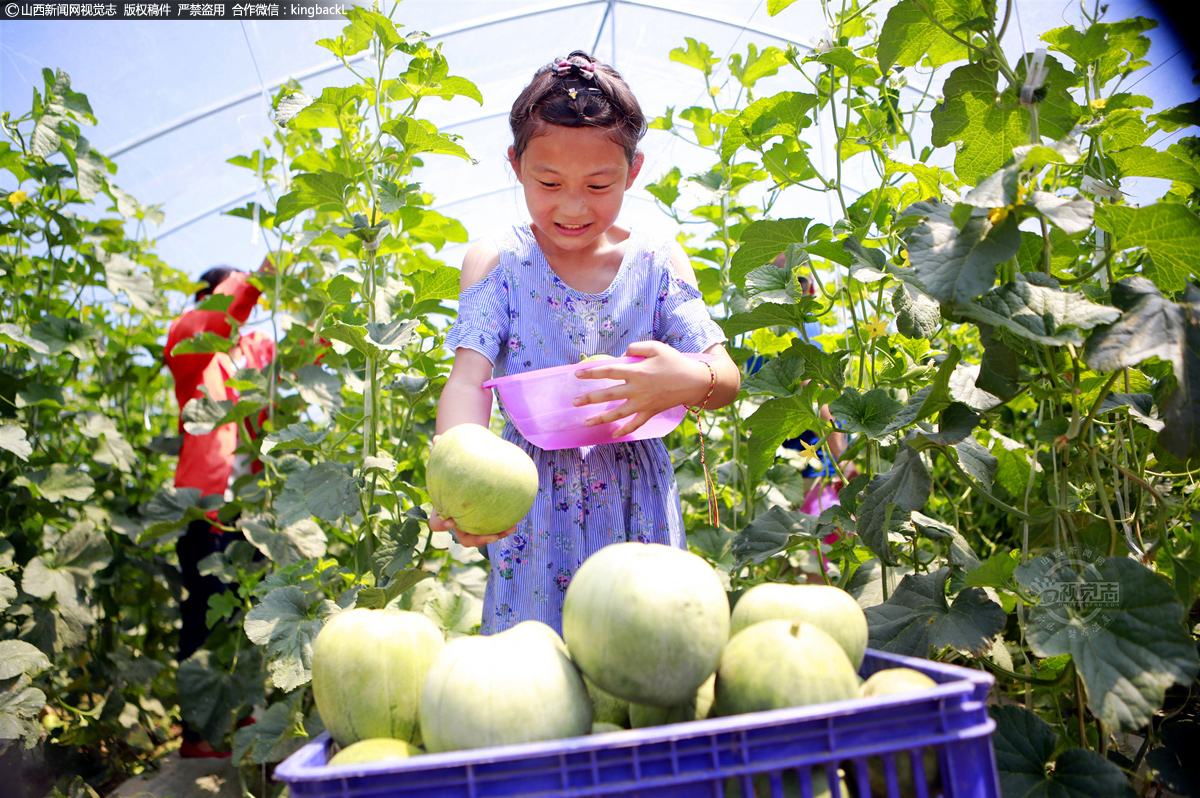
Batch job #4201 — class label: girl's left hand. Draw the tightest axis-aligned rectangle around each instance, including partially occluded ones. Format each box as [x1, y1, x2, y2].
[572, 340, 712, 438]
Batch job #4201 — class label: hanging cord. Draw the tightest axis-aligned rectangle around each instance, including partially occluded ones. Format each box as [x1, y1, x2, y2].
[690, 359, 719, 527]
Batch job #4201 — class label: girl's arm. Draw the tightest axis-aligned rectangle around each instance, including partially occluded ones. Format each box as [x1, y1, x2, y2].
[574, 242, 740, 438]
[430, 242, 516, 547]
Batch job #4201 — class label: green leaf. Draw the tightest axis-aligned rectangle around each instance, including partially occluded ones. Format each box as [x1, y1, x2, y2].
[962, 549, 1021, 590]
[910, 511, 980, 569]
[411, 265, 460, 308]
[232, 690, 312, 765]
[0, 423, 31, 461]
[1096, 204, 1200, 293]
[767, 0, 799, 15]
[1041, 16, 1155, 86]
[1026, 191, 1095, 234]
[741, 354, 807, 398]
[244, 586, 339, 692]
[29, 316, 97, 358]
[670, 37, 720, 76]
[730, 505, 821, 569]
[901, 201, 1021, 305]
[18, 463, 94, 502]
[1161, 284, 1200, 462]
[729, 44, 788, 90]
[957, 272, 1120, 346]
[856, 445, 931, 565]
[744, 394, 820, 482]
[865, 567, 1007, 657]
[892, 283, 941, 339]
[1083, 277, 1186, 375]
[241, 514, 328, 568]
[1111, 145, 1200, 189]
[261, 423, 329, 455]
[721, 301, 813, 338]
[0, 641, 51, 680]
[646, 166, 681, 208]
[138, 486, 224, 542]
[1016, 555, 1199, 731]
[277, 462, 361, 526]
[828, 387, 904, 439]
[877, 0, 978, 72]
[0, 675, 47, 746]
[1149, 100, 1200, 133]
[176, 649, 266, 746]
[731, 218, 815, 288]
[992, 705, 1139, 798]
[382, 117, 471, 161]
[274, 171, 352, 224]
[0, 323, 51, 355]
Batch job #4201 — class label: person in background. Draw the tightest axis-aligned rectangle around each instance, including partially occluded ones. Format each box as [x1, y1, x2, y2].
[430, 51, 740, 636]
[164, 256, 274, 758]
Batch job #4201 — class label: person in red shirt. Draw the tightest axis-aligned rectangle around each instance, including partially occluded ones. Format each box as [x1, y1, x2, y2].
[165, 256, 274, 758]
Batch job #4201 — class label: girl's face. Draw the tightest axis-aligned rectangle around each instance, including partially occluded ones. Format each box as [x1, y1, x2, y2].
[510, 125, 643, 260]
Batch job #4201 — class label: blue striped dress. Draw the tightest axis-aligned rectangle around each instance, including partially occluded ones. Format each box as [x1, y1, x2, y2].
[443, 224, 726, 635]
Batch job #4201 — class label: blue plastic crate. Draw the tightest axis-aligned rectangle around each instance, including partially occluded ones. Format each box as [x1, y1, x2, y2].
[274, 649, 999, 798]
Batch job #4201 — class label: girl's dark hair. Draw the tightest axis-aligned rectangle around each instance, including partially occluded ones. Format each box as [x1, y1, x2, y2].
[195, 266, 239, 302]
[509, 51, 646, 164]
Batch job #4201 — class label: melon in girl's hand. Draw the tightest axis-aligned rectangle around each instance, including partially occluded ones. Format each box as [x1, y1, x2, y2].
[426, 423, 538, 536]
[729, 582, 869, 668]
[310, 608, 444, 747]
[562, 542, 730, 707]
[327, 738, 423, 766]
[418, 620, 592, 752]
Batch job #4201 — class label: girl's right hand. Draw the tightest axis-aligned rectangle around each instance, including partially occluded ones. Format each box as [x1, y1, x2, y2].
[429, 507, 515, 548]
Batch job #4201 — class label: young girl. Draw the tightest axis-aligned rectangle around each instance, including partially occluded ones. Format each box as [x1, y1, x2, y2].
[430, 51, 740, 635]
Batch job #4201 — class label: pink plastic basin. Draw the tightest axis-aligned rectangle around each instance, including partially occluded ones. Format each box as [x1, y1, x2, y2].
[482, 354, 711, 450]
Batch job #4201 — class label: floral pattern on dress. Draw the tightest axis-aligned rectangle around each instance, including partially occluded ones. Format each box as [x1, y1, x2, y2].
[443, 224, 725, 636]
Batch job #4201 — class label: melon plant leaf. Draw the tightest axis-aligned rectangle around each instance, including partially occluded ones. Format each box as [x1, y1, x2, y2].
[0, 675, 47, 747]
[1026, 191, 1095, 234]
[893, 283, 941, 339]
[730, 505, 821, 569]
[233, 690, 315, 766]
[876, 0, 976, 73]
[828, 387, 904, 439]
[910, 511, 981, 569]
[744, 394, 820, 482]
[274, 171, 352, 224]
[721, 302, 815, 338]
[168, 331, 235, 356]
[294, 365, 343, 415]
[177, 648, 267, 744]
[901, 201, 1020, 306]
[30, 316, 97, 358]
[845, 558, 913, 609]
[1096, 204, 1200, 293]
[744, 262, 804, 305]
[0, 641, 51, 680]
[1111, 145, 1200, 189]
[670, 37, 720, 77]
[1015, 556, 1200, 731]
[741, 353, 806, 398]
[991, 705, 1138, 798]
[104, 253, 157, 314]
[139, 486, 224, 542]
[382, 117, 471, 161]
[963, 550, 1021, 591]
[1150, 100, 1200, 133]
[244, 586, 339, 692]
[1160, 285, 1200, 462]
[958, 273, 1120, 346]
[880, 347, 961, 436]
[1040, 16, 1155, 87]
[280, 463, 362, 525]
[372, 515, 424, 580]
[17, 463, 94, 502]
[410, 264, 460, 309]
[865, 567, 1006, 656]
[1096, 393, 1163, 432]
[1083, 277, 1185, 375]
[0, 424, 31, 461]
[0, 574, 15, 611]
[730, 218, 815, 288]
[241, 515, 327, 568]
[261, 422, 329, 455]
[856, 445, 931, 566]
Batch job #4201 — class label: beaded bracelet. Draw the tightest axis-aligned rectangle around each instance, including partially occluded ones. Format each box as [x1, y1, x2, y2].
[690, 360, 719, 527]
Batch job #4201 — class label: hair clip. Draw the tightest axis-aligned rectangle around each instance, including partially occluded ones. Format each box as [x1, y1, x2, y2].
[552, 56, 596, 80]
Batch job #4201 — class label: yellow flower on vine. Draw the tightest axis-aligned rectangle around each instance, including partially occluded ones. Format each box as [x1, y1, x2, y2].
[988, 183, 1028, 225]
[7, 190, 28, 205]
[899, 249, 911, 269]
[709, 86, 721, 97]
[796, 439, 822, 469]
[861, 317, 890, 339]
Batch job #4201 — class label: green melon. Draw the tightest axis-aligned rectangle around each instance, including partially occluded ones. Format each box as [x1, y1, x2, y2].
[418, 620, 592, 752]
[860, 667, 937, 697]
[426, 423, 538, 536]
[629, 673, 715, 728]
[712, 620, 860, 717]
[310, 608, 444, 747]
[591, 722, 624, 734]
[584, 674, 630, 728]
[729, 582, 869, 668]
[562, 542, 730, 707]
[327, 738, 422, 766]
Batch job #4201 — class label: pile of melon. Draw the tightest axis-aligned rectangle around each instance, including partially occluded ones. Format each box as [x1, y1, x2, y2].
[309, 541, 939, 771]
